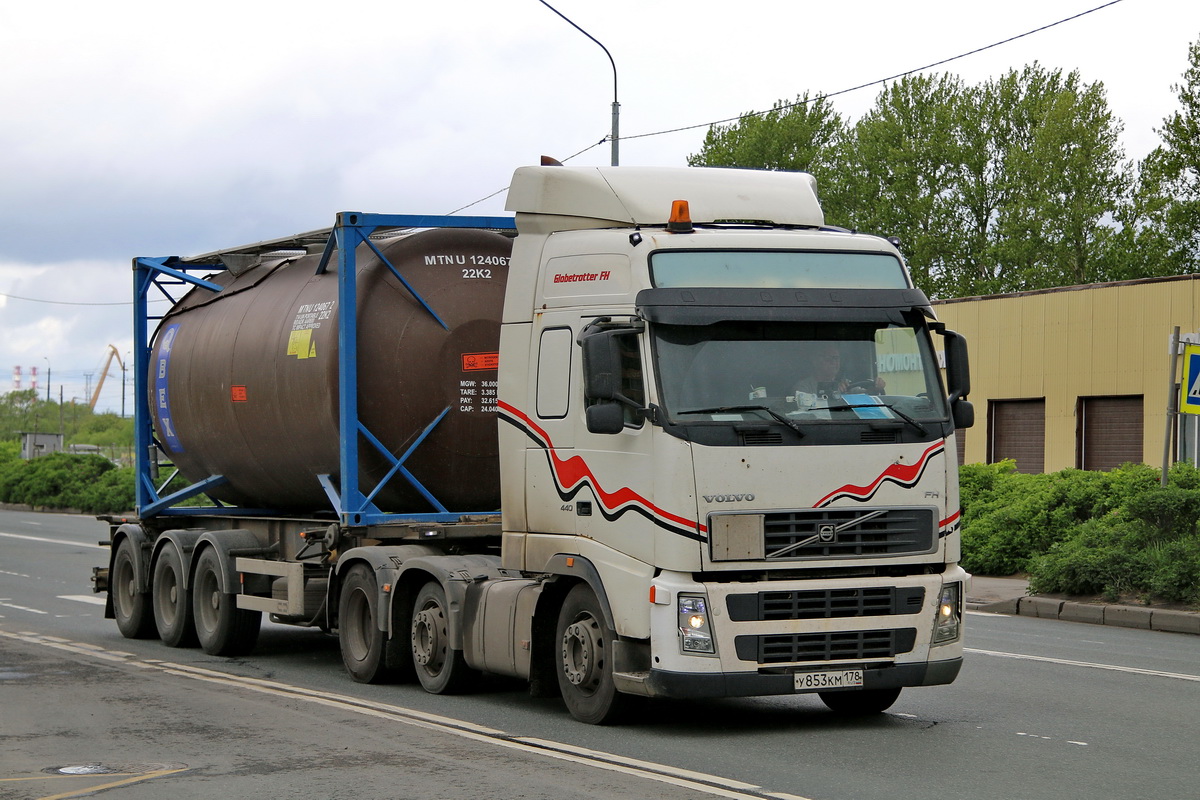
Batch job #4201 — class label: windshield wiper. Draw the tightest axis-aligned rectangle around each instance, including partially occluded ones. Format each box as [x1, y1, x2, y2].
[826, 401, 928, 436]
[678, 405, 805, 435]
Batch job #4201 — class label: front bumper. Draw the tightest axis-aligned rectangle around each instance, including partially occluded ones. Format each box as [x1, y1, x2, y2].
[638, 657, 962, 699]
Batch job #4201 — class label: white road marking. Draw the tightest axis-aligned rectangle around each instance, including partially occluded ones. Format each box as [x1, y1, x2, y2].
[514, 738, 764, 792]
[966, 647, 1200, 682]
[0, 628, 815, 800]
[0, 531, 94, 548]
[0, 600, 47, 614]
[59, 594, 107, 606]
[0, 569, 32, 578]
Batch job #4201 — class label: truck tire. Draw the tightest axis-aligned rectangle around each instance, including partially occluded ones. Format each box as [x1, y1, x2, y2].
[192, 547, 260, 657]
[338, 564, 411, 683]
[152, 546, 196, 647]
[819, 687, 901, 715]
[411, 581, 472, 694]
[555, 583, 630, 725]
[112, 537, 156, 639]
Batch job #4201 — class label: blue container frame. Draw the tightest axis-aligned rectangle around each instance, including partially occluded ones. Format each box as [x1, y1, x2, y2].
[132, 213, 516, 527]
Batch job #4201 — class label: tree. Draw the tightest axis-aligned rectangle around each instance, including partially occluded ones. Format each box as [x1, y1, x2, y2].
[1136, 36, 1200, 274]
[830, 73, 970, 293]
[986, 65, 1129, 291]
[689, 65, 1132, 299]
[687, 92, 847, 188]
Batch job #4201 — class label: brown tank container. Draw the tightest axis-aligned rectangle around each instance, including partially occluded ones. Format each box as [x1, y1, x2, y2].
[149, 227, 512, 514]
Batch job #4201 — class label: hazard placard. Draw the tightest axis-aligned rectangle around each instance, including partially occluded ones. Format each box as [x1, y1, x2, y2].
[1181, 344, 1200, 415]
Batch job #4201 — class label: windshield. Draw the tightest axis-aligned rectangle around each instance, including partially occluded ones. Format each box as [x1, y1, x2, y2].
[651, 250, 909, 289]
[653, 321, 948, 426]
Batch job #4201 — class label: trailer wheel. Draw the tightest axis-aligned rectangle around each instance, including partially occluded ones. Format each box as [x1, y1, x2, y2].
[192, 547, 260, 657]
[819, 687, 901, 715]
[112, 537, 156, 639]
[338, 564, 410, 683]
[152, 546, 196, 647]
[411, 581, 472, 694]
[555, 583, 629, 725]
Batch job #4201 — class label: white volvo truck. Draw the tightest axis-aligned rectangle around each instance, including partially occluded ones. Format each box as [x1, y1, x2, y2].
[96, 164, 974, 724]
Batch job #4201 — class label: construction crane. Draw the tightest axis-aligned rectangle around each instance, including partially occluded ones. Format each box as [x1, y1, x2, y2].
[90, 345, 125, 411]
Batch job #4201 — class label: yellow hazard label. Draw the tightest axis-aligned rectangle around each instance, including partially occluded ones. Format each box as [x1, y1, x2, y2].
[287, 329, 314, 359]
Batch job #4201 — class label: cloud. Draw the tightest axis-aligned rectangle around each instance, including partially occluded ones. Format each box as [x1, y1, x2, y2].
[0, 258, 133, 409]
[2, 0, 1198, 412]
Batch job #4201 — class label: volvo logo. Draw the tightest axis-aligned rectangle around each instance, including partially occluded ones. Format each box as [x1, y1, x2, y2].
[818, 524, 837, 543]
[703, 493, 756, 503]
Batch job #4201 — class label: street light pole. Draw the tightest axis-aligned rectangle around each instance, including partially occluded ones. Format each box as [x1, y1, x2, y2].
[538, 0, 619, 166]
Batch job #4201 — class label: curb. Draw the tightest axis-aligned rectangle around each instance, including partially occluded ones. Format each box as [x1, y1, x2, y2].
[968, 597, 1200, 635]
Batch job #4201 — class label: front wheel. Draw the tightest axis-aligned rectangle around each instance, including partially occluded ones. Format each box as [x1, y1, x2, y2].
[192, 547, 260, 657]
[555, 584, 630, 725]
[819, 687, 901, 715]
[411, 581, 472, 694]
[112, 537, 156, 639]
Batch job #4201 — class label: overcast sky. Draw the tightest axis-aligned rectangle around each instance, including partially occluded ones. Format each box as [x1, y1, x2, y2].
[1, 0, 1196, 413]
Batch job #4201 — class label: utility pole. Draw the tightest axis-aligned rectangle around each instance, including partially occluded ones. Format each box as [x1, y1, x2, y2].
[538, 0, 620, 166]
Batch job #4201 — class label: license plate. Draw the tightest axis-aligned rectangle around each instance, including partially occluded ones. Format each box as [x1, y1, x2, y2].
[794, 669, 865, 691]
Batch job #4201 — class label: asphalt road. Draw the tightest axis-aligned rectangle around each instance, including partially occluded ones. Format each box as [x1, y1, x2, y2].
[2, 509, 1199, 800]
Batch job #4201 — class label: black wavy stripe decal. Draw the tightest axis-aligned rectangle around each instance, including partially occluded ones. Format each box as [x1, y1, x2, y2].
[816, 444, 943, 507]
[499, 413, 706, 542]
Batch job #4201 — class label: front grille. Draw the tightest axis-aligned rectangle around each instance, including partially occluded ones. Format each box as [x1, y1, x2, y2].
[763, 507, 935, 559]
[734, 628, 918, 664]
[726, 587, 925, 621]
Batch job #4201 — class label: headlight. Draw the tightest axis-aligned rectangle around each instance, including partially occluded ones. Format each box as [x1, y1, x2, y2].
[932, 582, 962, 644]
[678, 594, 715, 654]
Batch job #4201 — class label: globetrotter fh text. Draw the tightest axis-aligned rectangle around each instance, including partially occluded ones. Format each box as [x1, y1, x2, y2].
[553, 271, 611, 283]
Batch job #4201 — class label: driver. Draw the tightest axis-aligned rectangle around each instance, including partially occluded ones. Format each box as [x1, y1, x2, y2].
[794, 342, 885, 397]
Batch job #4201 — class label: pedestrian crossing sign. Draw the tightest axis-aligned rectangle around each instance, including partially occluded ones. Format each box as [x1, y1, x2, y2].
[1182, 344, 1200, 415]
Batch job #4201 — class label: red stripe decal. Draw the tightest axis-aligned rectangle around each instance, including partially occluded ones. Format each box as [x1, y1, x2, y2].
[499, 401, 705, 536]
[814, 440, 945, 507]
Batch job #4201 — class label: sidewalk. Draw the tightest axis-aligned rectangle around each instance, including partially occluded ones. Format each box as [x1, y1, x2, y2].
[967, 575, 1200, 635]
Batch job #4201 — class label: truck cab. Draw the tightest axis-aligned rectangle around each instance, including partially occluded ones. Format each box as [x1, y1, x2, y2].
[495, 165, 972, 718]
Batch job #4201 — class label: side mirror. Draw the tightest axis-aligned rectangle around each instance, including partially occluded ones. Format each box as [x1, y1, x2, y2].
[952, 398, 975, 430]
[942, 329, 971, 402]
[586, 401, 625, 435]
[581, 331, 622, 401]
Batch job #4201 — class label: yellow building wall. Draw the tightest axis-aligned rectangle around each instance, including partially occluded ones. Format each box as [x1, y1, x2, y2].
[933, 276, 1200, 471]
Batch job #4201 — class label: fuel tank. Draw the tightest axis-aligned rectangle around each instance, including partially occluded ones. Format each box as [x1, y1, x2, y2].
[150, 227, 512, 513]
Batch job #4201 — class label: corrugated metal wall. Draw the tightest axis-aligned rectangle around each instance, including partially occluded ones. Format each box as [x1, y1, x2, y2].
[933, 275, 1200, 472]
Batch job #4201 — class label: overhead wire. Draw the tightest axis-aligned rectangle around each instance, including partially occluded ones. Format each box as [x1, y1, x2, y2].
[449, 0, 1126, 213]
[620, 0, 1126, 142]
[0, 1, 1130, 293]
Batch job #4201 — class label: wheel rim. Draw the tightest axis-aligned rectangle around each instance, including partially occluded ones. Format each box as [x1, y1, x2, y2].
[561, 614, 602, 692]
[345, 589, 371, 662]
[412, 601, 446, 674]
[196, 564, 220, 633]
[156, 565, 178, 626]
[114, 552, 136, 620]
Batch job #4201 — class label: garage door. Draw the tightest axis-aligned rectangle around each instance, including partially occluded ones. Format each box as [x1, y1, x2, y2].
[1078, 395, 1144, 471]
[988, 399, 1045, 474]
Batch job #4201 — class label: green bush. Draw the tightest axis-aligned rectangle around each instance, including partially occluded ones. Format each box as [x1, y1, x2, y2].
[964, 459, 1200, 605]
[0, 453, 134, 514]
[959, 462, 1120, 575]
[1027, 517, 1148, 600]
